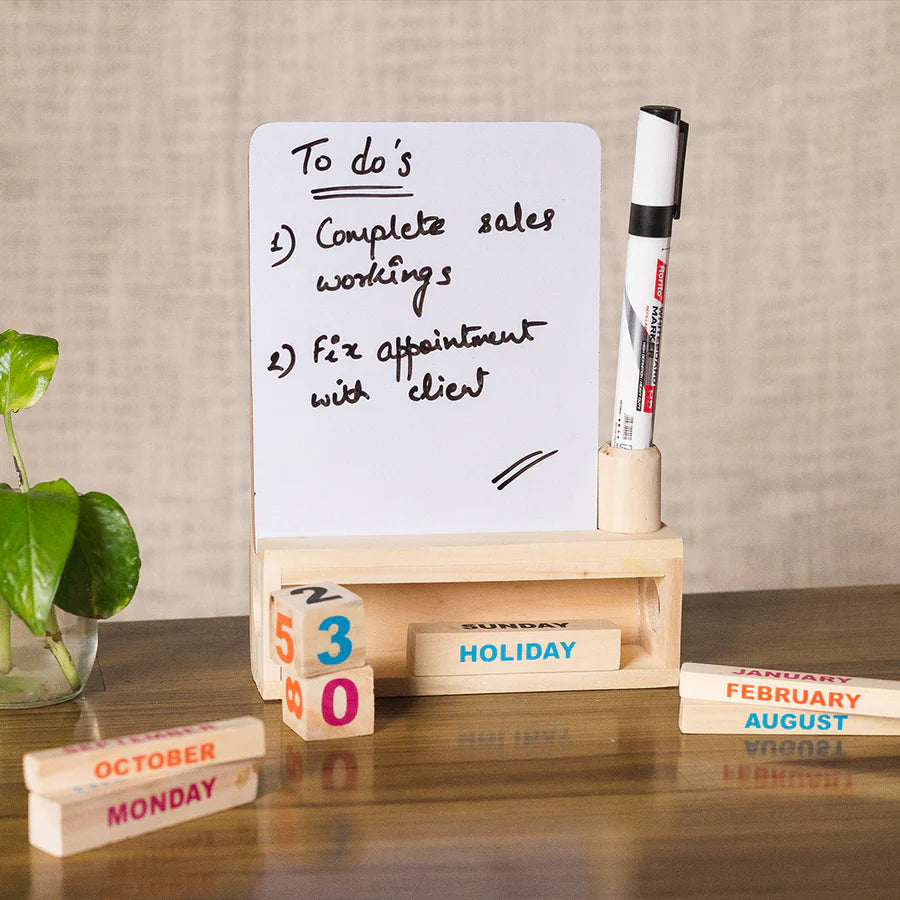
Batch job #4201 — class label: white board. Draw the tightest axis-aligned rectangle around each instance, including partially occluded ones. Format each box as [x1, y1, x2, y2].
[249, 122, 600, 540]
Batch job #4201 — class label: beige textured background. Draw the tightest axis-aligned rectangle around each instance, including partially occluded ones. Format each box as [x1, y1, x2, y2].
[1, 0, 897, 621]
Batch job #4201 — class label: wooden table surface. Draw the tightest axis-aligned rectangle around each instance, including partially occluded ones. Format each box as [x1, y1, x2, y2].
[1, 585, 898, 899]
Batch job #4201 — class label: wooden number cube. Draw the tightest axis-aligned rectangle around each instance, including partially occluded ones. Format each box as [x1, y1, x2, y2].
[282, 665, 375, 741]
[269, 581, 365, 678]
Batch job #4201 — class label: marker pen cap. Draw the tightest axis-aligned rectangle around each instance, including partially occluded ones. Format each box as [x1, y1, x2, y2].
[630, 106, 681, 207]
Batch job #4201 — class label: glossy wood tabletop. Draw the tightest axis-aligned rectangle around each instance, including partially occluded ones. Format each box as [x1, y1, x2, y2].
[1, 585, 898, 899]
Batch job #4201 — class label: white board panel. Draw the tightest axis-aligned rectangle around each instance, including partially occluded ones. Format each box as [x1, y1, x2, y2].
[249, 122, 600, 539]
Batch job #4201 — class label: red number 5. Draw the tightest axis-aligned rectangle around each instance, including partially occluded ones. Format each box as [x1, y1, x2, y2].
[275, 612, 295, 665]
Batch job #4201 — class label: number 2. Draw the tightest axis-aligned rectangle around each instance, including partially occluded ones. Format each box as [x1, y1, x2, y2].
[317, 614, 352, 665]
[291, 585, 342, 605]
[275, 611, 295, 665]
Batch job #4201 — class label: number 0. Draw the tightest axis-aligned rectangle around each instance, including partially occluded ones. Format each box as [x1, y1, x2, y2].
[321, 677, 359, 726]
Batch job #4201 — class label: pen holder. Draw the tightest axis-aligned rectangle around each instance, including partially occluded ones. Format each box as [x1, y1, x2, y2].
[597, 443, 662, 534]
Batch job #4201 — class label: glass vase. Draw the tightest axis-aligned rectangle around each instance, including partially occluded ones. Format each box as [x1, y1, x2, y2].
[0, 607, 98, 708]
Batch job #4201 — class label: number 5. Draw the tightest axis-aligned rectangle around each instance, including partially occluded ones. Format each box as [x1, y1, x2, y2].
[275, 611, 295, 665]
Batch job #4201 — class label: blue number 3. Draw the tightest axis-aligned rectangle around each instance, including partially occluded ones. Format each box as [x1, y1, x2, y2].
[317, 614, 352, 665]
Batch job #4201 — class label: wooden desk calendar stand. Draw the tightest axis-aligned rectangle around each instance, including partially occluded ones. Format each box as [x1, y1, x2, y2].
[250, 443, 682, 700]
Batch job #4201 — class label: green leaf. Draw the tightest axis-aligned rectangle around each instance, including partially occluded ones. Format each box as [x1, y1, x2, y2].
[0, 330, 59, 414]
[0, 479, 79, 634]
[54, 492, 141, 620]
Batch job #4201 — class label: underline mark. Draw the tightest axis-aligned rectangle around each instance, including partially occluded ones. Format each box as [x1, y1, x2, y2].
[492, 449, 559, 491]
[310, 184, 414, 200]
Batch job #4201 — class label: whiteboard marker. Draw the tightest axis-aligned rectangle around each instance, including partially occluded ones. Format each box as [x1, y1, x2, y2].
[611, 106, 688, 450]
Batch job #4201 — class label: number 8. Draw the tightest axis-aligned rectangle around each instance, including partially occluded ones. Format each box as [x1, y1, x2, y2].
[285, 677, 303, 717]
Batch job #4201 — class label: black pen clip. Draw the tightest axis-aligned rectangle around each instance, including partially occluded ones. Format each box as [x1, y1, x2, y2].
[673, 119, 689, 220]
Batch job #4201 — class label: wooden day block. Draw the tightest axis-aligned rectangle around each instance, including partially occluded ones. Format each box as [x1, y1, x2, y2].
[28, 759, 259, 858]
[282, 665, 375, 741]
[679, 697, 900, 735]
[270, 581, 365, 678]
[680, 663, 900, 719]
[406, 619, 621, 676]
[23, 717, 265, 795]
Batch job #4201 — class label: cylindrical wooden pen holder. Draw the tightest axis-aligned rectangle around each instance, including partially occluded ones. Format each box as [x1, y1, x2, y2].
[597, 442, 662, 534]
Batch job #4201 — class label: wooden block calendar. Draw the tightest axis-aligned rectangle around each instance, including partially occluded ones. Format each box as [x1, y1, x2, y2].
[272, 582, 375, 740]
[248, 122, 683, 699]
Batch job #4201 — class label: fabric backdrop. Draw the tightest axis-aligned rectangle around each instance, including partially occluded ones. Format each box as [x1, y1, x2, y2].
[1, 0, 897, 620]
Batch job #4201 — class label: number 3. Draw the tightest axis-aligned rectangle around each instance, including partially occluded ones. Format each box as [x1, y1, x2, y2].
[317, 614, 352, 665]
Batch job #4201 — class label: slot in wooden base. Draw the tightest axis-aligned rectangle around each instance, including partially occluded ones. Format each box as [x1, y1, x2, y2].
[250, 528, 683, 699]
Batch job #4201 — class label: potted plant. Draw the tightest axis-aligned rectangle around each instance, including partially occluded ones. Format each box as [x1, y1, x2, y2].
[1, 330, 140, 707]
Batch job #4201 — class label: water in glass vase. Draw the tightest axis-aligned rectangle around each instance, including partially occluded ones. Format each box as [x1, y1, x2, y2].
[0, 608, 98, 708]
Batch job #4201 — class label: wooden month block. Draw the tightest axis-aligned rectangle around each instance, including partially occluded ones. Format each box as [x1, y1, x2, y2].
[679, 697, 900, 735]
[679, 663, 900, 719]
[282, 665, 375, 741]
[23, 717, 265, 795]
[270, 581, 366, 678]
[406, 619, 621, 676]
[28, 759, 259, 858]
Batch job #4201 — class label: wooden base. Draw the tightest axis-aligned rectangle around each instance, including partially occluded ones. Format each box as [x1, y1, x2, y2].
[251, 528, 683, 699]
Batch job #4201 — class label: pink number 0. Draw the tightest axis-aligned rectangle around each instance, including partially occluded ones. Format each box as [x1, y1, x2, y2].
[322, 677, 359, 726]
